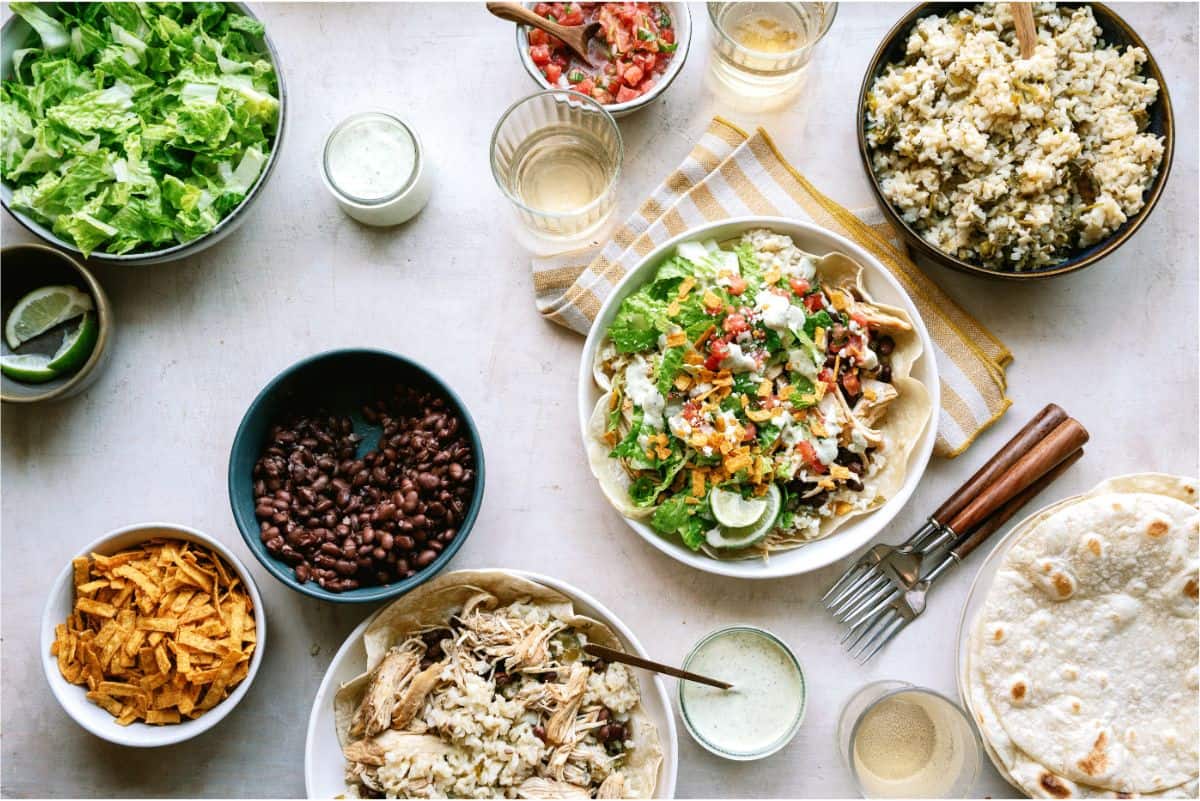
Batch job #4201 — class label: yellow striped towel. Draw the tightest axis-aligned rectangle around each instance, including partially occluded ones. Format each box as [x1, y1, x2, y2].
[532, 118, 1012, 457]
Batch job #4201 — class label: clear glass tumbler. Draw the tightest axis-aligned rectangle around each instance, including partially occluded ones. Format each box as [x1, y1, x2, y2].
[489, 90, 623, 247]
[837, 681, 982, 799]
[706, 2, 837, 107]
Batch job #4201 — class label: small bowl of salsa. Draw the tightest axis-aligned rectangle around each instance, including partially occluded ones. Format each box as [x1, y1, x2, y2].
[515, 2, 692, 117]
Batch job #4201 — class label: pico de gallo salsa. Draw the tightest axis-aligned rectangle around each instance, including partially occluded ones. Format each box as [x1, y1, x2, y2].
[527, 2, 678, 105]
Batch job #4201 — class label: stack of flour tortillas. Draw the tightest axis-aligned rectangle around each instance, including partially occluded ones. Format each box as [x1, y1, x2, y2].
[962, 473, 1199, 798]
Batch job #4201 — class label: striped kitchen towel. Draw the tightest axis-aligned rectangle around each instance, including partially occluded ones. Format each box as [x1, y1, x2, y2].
[532, 117, 1012, 457]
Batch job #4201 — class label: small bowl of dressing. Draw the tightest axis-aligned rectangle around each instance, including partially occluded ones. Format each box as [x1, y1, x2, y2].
[678, 625, 806, 761]
[322, 111, 433, 227]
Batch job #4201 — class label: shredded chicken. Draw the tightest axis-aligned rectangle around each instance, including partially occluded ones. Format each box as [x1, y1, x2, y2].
[349, 645, 420, 739]
[545, 663, 590, 746]
[390, 662, 443, 729]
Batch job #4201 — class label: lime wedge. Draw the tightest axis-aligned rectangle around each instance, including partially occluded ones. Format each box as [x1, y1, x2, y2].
[707, 484, 782, 550]
[0, 353, 59, 384]
[47, 312, 99, 374]
[711, 486, 770, 528]
[5, 285, 94, 350]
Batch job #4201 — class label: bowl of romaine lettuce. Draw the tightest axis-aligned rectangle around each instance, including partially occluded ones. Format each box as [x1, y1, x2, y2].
[0, 2, 285, 264]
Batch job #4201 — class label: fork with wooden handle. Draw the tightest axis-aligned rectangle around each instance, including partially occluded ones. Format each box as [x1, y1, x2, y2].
[841, 418, 1089, 663]
[825, 403, 1069, 622]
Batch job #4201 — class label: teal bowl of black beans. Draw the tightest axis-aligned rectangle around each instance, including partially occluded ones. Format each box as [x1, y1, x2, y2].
[228, 349, 485, 603]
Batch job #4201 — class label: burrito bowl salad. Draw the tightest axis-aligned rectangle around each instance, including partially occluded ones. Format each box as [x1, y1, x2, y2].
[590, 230, 926, 558]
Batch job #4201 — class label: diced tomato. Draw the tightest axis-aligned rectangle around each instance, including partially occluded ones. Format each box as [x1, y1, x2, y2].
[577, 77, 595, 95]
[624, 64, 644, 85]
[850, 311, 868, 327]
[640, 78, 655, 93]
[594, 89, 614, 104]
[660, 28, 675, 44]
[726, 276, 747, 295]
[803, 293, 825, 312]
[789, 278, 810, 295]
[705, 339, 730, 371]
[742, 422, 757, 442]
[616, 85, 640, 103]
[841, 370, 861, 397]
[797, 441, 829, 474]
[551, 51, 568, 67]
[529, 28, 548, 46]
[818, 367, 836, 388]
[722, 313, 749, 336]
[545, 63, 563, 83]
[535, 3, 551, 16]
[530, 44, 551, 66]
[559, 7, 584, 25]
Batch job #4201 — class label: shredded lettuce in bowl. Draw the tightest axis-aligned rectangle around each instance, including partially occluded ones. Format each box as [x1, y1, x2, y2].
[1, 2, 280, 257]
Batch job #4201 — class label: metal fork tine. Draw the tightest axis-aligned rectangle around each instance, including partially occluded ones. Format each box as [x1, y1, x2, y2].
[822, 563, 867, 605]
[842, 586, 900, 632]
[844, 604, 895, 655]
[858, 614, 909, 664]
[831, 571, 889, 616]
[834, 575, 893, 622]
[824, 565, 881, 611]
[822, 543, 889, 603]
[851, 607, 901, 659]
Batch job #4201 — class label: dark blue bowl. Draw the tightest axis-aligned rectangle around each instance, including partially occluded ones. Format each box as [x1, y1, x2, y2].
[228, 349, 485, 603]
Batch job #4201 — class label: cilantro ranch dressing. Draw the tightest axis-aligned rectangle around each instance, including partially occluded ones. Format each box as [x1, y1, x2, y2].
[322, 112, 432, 227]
[680, 627, 806, 760]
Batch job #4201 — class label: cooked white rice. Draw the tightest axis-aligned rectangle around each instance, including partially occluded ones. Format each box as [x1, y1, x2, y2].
[866, 2, 1164, 271]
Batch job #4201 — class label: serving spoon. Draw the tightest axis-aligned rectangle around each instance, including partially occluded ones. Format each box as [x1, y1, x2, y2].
[583, 643, 733, 690]
[486, 1, 600, 68]
[1012, 2, 1038, 58]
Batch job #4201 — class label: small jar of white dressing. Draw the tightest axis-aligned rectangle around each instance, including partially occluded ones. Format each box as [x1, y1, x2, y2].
[322, 111, 432, 227]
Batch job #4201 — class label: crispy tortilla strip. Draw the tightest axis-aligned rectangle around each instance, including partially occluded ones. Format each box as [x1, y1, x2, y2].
[180, 603, 216, 625]
[72, 557, 92, 588]
[137, 617, 179, 633]
[177, 630, 225, 655]
[145, 709, 181, 725]
[114, 564, 161, 601]
[76, 579, 109, 595]
[76, 598, 117, 618]
[86, 692, 125, 717]
[97, 681, 144, 698]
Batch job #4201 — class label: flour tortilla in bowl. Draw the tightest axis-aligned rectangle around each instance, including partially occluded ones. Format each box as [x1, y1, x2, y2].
[587, 230, 931, 560]
[333, 570, 663, 798]
[964, 474, 1199, 798]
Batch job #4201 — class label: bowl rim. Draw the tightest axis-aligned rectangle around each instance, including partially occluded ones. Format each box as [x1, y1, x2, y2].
[227, 347, 486, 604]
[39, 521, 267, 748]
[855, 1, 1176, 280]
[576, 215, 940, 579]
[513, 1, 693, 115]
[302, 568, 679, 799]
[0, 1, 288, 265]
[1, 243, 113, 404]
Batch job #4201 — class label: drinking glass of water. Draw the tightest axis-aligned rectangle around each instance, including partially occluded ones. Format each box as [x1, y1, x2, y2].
[490, 90, 623, 248]
[837, 681, 982, 798]
[706, 2, 837, 107]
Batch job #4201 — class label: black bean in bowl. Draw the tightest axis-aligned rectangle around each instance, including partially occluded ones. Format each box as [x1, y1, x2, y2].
[252, 387, 476, 593]
[228, 349, 484, 603]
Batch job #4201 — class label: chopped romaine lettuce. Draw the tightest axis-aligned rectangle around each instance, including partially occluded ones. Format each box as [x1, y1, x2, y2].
[1, 2, 279, 256]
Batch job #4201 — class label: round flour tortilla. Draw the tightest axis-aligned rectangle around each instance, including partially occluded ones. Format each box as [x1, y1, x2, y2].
[971, 481, 1199, 795]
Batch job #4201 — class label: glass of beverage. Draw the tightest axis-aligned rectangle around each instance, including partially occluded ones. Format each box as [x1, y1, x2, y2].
[837, 681, 982, 799]
[706, 2, 837, 108]
[489, 90, 623, 249]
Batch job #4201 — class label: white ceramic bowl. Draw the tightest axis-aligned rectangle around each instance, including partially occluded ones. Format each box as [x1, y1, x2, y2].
[305, 569, 679, 799]
[0, 3, 286, 265]
[40, 522, 267, 747]
[577, 216, 939, 578]
[515, 2, 692, 118]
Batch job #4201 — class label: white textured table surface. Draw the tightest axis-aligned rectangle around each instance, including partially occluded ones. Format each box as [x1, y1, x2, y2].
[2, 3, 1196, 798]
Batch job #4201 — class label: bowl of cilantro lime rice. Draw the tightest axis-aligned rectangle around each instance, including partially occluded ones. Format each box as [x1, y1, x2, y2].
[578, 217, 938, 578]
[0, 2, 284, 264]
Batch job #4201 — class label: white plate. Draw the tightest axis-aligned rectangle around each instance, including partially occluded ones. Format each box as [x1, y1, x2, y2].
[304, 570, 679, 799]
[40, 521, 267, 748]
[577, 216, 939, 579]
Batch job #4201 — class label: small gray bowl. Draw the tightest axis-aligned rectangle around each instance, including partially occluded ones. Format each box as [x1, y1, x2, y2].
[0, 3, 287, 265]
[1, 244, 113, 404]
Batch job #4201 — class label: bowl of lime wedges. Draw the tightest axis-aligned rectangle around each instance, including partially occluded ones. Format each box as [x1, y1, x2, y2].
[1, 244, 112, 403]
